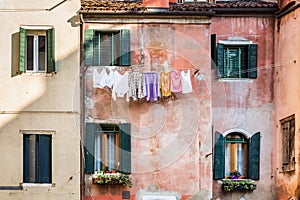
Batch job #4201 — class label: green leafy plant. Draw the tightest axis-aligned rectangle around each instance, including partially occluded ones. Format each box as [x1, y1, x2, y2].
[93, 171, 132, 188]
[222, 179, 256, 192]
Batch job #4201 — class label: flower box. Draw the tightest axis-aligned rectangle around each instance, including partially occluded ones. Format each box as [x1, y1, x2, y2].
[222, 179, 256, 192]
[92, 172, 132, 188]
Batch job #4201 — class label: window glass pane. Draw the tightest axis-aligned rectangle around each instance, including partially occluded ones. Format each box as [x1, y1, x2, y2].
[106, 133, 116, 170]
[225, 143, 231, 176]
[224, 46, 247, 78]
[24, 134, 36, 183]
[100, 34, 113, 66]
[26, 36, 34, 71]
[38, 36, 46, 71]
[94, 133, 102, 171]
[113, 33, 120, 65]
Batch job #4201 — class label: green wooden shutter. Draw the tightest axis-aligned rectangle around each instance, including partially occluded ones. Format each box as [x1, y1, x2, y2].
[38, 135, 52, 183]
[47, 28, 55, 73]
[85, 123, 95, 174]
[93, 32, 100, 66]
[84, 29, 94, 66]
[248, 132, 260, 180]
[211, 34, 217, 70]
[23, 134, 30, 183]
[213, 131, 225, 179]
[248, 44, 257, 79]
[119, 123, 131, 174]
[217, 43, 224, 77]
[120, 30, 130, 66]
[19, 27, 26, 72]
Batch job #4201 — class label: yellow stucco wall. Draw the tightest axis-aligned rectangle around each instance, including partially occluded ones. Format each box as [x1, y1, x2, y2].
[0, 0, 81, 199]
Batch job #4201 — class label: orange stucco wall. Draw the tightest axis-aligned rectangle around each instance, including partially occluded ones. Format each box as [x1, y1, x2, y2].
[274, 7, 300, 200]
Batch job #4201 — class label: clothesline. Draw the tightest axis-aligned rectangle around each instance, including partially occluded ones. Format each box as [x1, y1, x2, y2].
[92, 66, 193, 102]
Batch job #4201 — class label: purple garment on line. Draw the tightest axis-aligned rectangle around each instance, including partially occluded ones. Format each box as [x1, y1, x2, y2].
[143, 72, 161, 101]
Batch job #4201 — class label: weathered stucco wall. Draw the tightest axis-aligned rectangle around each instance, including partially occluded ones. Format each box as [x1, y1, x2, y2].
[84, 22, 213, 199]
[0, 0, 81, 199]
[274, 8, 300, 200]
[211, 16, 275, 200]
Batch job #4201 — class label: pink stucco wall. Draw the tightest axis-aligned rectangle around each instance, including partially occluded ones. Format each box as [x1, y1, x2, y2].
[84, 22, 212, 199]
[211, 16, 275, 200]
[274, 7, 300, 200]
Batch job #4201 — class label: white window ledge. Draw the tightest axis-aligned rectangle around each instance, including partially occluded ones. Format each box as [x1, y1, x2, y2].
[219, 78, 254, 83]
[21, 183, 55, 188]
[21, 72, 55, 77]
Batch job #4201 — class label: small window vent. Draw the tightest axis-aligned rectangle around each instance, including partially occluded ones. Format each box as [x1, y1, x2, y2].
[177, 0, 183, 4]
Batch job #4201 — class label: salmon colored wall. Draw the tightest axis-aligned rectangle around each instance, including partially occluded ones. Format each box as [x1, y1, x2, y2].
[84, 23, 212, 199]
[274, 9, 300, 200]
[211, 16, 276, 200]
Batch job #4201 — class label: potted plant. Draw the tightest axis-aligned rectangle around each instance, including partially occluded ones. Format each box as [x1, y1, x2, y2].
[222, 179, 256, 192]
[229, 170, 241, 179]
[93, 170, 133, 188]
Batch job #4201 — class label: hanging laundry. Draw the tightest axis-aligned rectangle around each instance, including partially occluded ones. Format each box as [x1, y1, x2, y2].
[160, 71, 171, 97]
[170, 70, 182, 93]
[143, 72, 161, 101]
[93, 67, 121, 89]
[112, 71, 130, 102]
[129, 71, 145, 101]
[181, 69, 193, 94]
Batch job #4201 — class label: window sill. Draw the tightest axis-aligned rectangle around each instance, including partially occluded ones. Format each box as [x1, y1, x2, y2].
[21, 183, 55, 188]
[20, 72, 55, 77]
[218, 78, 254, 82]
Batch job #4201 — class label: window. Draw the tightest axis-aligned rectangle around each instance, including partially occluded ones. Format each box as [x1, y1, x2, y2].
[23, 134, 52, 183]
[281, 115, 295, 172]
[84, 123, 131, 174]
[177, 0, 183, 4]
[217, 43, 257, 79]
[84, 29, 130, 66]
[213, 132, 260, 180]
[19, 26, 55, 73]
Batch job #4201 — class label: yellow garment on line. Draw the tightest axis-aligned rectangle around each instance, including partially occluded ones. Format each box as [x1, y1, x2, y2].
[160, 72, 171, 97]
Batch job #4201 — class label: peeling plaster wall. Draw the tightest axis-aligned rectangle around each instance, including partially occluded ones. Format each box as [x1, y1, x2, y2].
[211, 16, 275, 200]
[84, 22, 212, 199]
[274, 7, 300, 200]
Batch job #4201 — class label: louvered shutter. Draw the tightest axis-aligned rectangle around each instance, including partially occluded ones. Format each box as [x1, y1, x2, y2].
[38, 135, 52, 183]
[217, 43, 224, 77]
[84, 29, 94, 66]
[19, 27, 26, 72]
[120, 30, 130, 66]
[46, 28, 55, 73]
[211, 34, 217, 70]
[248, 132, 260, 180]
[213, 131, 225, 179]
[248, 44, 257, 78]
[119, 123, 131, 174]
[93, 32, 100, 66]
[85, 123, 95, 173]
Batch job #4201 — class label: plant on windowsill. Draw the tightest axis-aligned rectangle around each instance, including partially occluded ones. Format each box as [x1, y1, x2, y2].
[92, 170, 133, 188]
[222, 179, 256, 192]
[229, 170, 241, 179]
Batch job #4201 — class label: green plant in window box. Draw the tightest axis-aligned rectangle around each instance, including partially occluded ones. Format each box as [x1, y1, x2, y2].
[222, 179, 256, 192]
[93, 171, 133, 188]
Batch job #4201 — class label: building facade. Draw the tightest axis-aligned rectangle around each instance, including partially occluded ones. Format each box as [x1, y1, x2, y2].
[0, 0, 81, 199]
[273, 0, 300, 199]
[79, 0, 278, 199]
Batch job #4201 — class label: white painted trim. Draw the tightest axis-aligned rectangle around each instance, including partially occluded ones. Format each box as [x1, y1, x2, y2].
[219, 39, 253, 45]
[20, 25, 53, 30]
[222, 128, 251, 139]
[21, 183, 54, 188]
[20, 130, 55, 135]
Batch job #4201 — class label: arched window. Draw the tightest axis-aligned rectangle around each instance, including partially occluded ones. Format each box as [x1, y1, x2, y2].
[213, 131, 260, 180]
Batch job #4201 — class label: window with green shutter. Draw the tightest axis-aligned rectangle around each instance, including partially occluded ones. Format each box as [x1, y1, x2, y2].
[213, 131, 260, 180]
[23, 134, 52, 183]
[19, 27, 55, 73]
[217, 43, 257, 79]
[84, 123, 131, 174]
[84, 29, 130, 66]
